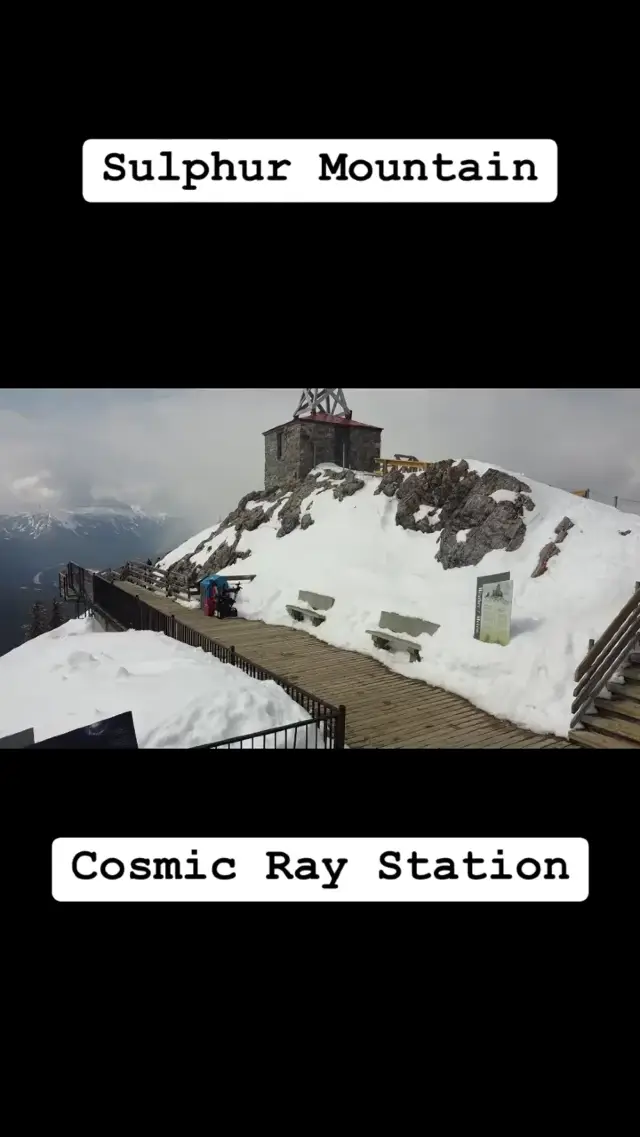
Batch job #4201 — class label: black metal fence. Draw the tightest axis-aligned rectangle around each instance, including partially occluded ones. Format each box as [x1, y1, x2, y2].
[93, 573, 139, 628]
[68, 563, 346, 749]
[190, 717, 334, 750]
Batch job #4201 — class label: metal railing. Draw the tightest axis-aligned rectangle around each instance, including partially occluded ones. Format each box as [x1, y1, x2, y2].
[68, 563, 346, 749]
[571, 582, 640, 729]
[190, 716, 333, 750]
[93, 572, 140, 628]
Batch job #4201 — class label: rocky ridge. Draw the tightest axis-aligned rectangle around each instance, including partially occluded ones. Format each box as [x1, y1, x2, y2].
[163, 460, 576, 579]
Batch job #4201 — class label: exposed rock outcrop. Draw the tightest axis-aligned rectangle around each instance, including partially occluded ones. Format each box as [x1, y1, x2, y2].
[374, 468, 404, 498]
[164, 458, 552, 580]
[554, 516, 574, 543]
[276, 473, 323, 538]
[333, 471, 365, 500]
[371, 458, 534, 568]
[530, 516, 574, 577]
[532, 542, 560, 578]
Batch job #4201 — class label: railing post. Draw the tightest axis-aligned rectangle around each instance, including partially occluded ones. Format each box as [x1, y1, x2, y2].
[229, 645, 236, 667]
[335, 705, 346, 750]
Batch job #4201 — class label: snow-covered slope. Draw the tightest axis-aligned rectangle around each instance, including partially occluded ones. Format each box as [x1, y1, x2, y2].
[158, 459, 640, 738]
[0, 617, 316, 747]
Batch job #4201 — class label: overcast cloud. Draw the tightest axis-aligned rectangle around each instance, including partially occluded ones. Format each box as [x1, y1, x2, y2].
[0, 388, 638, 527]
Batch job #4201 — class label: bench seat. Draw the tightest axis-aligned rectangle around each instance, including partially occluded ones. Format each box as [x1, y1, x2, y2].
[286, 604, 326, 627]
[366, 629, 422, 661]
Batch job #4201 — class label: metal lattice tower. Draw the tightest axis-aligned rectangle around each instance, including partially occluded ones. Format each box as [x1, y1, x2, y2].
[293, 387, 351, 419]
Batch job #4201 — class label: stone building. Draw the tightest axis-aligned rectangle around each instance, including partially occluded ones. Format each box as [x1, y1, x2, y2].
[264, 408, 383, 490]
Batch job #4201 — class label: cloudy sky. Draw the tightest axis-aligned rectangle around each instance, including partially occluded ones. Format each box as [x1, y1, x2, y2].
[0, 388, 638, 528]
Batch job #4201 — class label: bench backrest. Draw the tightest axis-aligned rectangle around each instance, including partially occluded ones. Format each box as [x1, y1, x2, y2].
[379, 611, 440, 638]
[298, 590, 335, 612]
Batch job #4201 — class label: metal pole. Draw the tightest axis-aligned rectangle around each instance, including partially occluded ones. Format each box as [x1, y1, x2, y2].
[335, 705, 346, 749]
[614, 496, 618, 508]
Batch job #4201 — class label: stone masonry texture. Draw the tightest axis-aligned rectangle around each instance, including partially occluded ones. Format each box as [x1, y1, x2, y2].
[265, 419, 381, 489]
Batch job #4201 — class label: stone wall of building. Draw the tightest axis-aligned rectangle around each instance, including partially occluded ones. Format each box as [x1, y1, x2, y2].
[299, 422, 382, 478]
[264, 422, 303, 489]
[298, 422, 337, 476]
[265, 420, 383, 488]
[348, 426, 382, 474]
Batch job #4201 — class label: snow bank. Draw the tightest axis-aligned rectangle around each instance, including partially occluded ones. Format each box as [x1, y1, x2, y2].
[159, 460, 640, 738]
[0, 617, 318, 748]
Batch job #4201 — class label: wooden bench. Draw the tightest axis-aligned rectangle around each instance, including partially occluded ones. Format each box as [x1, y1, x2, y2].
[366, 610, 440, 663]
[286, 590, 335, 628]
[287, 604, 326, 627]
[366, 629, 422, 662]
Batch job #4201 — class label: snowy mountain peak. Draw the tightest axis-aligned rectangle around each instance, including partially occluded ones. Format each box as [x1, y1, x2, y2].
[0, 505, 167, 540]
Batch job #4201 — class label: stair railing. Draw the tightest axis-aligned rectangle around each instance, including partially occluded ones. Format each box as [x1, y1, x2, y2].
[571, 582, 640, 729]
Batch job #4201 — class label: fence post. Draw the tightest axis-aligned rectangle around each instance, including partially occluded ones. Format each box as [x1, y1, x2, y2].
[229, 645, 236, 667]
[335, 705, 346, 750]
[170, 614, 176, 639]
[614, 496, 618, 509]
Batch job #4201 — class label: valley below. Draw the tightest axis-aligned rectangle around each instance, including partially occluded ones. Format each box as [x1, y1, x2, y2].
[0, 506, 189, 657]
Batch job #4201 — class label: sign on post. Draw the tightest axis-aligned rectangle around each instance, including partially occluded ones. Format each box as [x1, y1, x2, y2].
[474, 572, 513, 647]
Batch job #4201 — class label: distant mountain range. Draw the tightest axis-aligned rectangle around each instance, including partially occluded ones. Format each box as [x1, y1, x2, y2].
[0, 503, 188, 657]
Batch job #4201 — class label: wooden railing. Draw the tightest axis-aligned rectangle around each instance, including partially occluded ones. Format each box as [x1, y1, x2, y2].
[121, 560, 198, 600]
[374, 457, 431, 476]
[570, 582, 640, 729]
[121, 559, 256, 602]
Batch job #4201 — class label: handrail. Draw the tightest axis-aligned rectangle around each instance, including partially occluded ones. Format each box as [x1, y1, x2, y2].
[374, 457, 430, 475]
[571, 583, 640, 729]
[570, 617, 640, 728]
[189, 715, 332, 750]
[574, 606, 640, 696]
[574, 585, 640, 681]
[123, 559, 200, 600]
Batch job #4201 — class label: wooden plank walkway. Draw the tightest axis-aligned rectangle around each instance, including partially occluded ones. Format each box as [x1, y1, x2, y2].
[114, 581, 577, 750]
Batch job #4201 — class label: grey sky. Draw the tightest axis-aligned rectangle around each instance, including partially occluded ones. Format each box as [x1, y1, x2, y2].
[0, 388, 638, 526]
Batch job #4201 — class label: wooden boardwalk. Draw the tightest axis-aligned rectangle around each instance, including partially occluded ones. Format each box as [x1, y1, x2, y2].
[114, 581, 577, 750]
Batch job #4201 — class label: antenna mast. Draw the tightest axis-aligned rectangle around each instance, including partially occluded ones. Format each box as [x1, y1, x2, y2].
[293, 388, 351, 419]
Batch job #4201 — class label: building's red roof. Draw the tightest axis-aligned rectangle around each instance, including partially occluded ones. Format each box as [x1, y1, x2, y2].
[264, 414, 382, 435]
